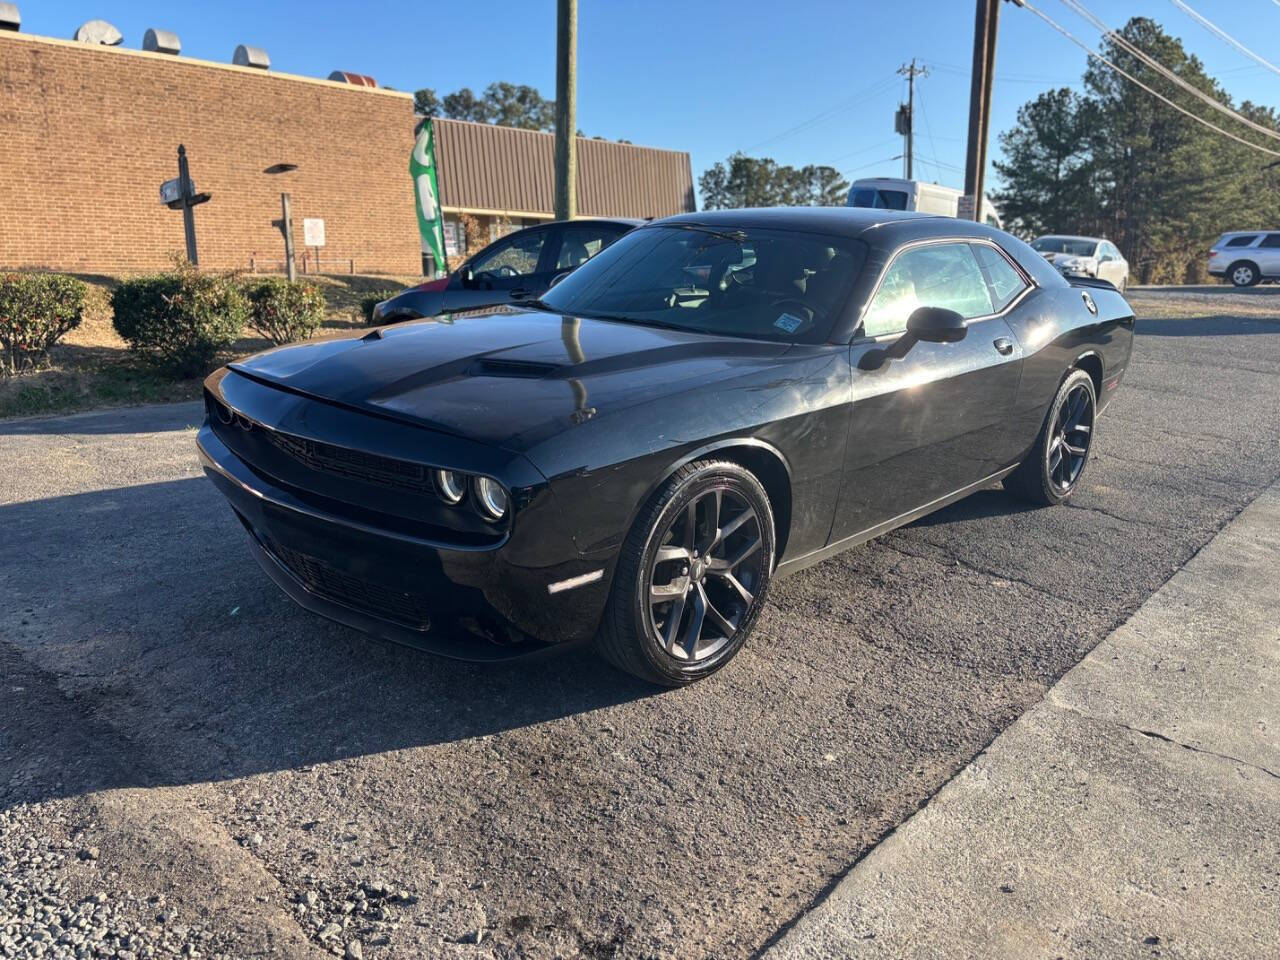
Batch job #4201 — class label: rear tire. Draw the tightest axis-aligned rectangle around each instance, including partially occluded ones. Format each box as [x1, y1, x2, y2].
[1005, 369, 1097, 506]
[1229, 261, 1260, 287]
[597, 459, 775, 686]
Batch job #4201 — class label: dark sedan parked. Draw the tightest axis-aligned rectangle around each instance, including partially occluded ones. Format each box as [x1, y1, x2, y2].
[199, 208, 1134, 685]
[371, 217, 641, 323]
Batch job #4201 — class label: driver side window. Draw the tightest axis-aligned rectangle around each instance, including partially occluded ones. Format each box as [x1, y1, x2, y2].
[860, 242, 993, 338]
[470, 231, 546, 279]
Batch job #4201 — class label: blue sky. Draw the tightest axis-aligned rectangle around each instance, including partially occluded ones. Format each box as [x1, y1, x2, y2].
[21, 0, 1280, 202]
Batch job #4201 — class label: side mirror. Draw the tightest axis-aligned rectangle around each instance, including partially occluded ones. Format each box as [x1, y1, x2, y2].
[908, 306, 967, 343]
[886, 307, 967, 359]
[548, 270, 570, 289]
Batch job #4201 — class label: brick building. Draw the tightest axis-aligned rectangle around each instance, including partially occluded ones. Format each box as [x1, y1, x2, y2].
[0, 27, 695, 278]
[0, 30, 422, 276]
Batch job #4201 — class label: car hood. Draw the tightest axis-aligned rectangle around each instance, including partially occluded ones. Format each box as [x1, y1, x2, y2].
[229, 307, 792, 452]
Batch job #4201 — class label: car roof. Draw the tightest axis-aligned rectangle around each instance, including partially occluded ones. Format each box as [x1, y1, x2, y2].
[542, 217, 646, 227]
[651, 206, 940, 239]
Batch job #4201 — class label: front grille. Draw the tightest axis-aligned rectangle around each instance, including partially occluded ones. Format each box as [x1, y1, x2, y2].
[265, 538, 433, 631]
[260, 428, 436, 496]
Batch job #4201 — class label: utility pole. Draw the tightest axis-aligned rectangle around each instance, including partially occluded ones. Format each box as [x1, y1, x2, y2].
[163, 146, 210, 266]
[897, 59, 928, 180]
[280, 193, 297, 282]
[553, 0, 577, 221]
[964, 0, 1021, 221]
[177, 146, 198, 265]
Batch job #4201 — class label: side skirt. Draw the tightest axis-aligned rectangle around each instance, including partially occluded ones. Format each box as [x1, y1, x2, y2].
[774, 465, 1018, 580]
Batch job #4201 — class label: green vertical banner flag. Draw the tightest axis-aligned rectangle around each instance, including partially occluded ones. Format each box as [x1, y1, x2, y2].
[411, 119, 447, 276]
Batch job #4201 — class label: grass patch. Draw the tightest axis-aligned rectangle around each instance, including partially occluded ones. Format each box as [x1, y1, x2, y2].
[0, 273, 417, 420]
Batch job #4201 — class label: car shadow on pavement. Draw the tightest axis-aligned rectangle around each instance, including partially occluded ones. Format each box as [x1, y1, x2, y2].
[908, 489, 1042, 528]
[0, 477, 658, 810]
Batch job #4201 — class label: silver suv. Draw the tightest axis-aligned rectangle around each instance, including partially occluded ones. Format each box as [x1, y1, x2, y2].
[1208, 231, 1280, 287]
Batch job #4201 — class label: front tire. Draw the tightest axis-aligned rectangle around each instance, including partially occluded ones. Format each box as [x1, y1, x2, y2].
[597, 459, 775, 685]
[1005, 369, 1097, 506]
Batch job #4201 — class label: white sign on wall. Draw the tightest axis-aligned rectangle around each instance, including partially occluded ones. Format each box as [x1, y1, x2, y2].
[303, 218, 326, 247]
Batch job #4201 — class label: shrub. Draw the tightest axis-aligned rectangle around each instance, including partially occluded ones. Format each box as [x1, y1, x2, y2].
[111, 264, 248, 379]
[244, 277, 326, 344]
[0, 273, 87, 375]
[360, 289, 403, 324]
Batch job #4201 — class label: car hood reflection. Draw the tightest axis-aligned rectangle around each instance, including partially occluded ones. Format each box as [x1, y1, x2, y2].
[230, 309, 792, 452]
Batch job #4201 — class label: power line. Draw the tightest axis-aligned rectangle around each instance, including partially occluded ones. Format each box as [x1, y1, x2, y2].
[740, 76, 898, 153]
[1017, 1, 1280, 158]
[842, 155, 904, 178]
[1168, 0, 1280, 78]
[915, 84, 946, 182]
[1057, 0, 1280, 143]
[926, 61, 1078, 84]
[826, 137, 899, 165]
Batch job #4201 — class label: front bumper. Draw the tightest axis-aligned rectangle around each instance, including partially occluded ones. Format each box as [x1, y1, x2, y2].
[197, 377, 612, 661]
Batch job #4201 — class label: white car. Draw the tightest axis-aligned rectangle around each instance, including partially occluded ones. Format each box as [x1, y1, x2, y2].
[1208, 231, 1280, 287]
[1031, 235, 1129, 291]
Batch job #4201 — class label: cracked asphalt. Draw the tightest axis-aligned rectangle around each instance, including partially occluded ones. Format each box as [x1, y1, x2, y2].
[3, 287, 1279, 958]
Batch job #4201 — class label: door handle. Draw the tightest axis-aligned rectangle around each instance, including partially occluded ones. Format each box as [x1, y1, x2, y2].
[993, 337, 1014, 356]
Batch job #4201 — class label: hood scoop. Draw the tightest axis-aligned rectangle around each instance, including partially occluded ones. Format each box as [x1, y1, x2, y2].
[465, 357, 560, 379]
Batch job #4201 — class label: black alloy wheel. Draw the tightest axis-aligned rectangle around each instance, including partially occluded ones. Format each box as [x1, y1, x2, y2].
[598, 459, 775, 685]
[1047, 381, 1095, 496]
[1005, 368, 1097, 506]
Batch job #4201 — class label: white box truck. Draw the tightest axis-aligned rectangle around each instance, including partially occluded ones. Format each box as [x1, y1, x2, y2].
[846, 177, 1002, 229]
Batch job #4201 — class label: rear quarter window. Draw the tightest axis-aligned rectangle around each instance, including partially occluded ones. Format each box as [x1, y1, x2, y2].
[1224, 235, 1260, 248]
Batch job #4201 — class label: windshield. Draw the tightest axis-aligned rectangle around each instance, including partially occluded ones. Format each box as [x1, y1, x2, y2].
[1032, 236, 1097, 257]
[539, 225, 866, 343]
[848, 188, 908, 211]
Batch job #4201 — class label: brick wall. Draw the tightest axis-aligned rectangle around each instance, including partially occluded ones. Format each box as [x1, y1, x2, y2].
[0, 32, 422, 276]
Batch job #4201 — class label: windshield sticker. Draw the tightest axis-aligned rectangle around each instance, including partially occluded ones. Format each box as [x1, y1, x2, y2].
[774, 312, 805, 334]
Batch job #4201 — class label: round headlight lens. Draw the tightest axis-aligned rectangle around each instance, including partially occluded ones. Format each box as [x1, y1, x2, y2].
[474, 476, 509, 520]
[435, 469, 466, 504]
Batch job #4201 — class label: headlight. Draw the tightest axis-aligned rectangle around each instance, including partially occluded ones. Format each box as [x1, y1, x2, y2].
[435, 469, 465, 504]
[473, 476, 509, 520]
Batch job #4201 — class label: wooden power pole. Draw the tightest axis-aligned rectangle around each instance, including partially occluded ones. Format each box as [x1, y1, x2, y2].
[553, 0, 577, 221]
[897, 59, 928, 180]
[964, 0, 1003, 221]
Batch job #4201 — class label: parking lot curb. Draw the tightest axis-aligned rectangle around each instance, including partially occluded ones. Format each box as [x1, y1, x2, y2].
[765, 480, 1280, 959]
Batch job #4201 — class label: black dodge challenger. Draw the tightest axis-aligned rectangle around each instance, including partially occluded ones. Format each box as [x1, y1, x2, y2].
[199, 208, 1134, 685]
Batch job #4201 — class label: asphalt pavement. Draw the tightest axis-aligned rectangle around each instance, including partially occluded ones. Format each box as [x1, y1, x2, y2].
[2, 287, 1279, 958]
[770, 476, 1280, 960]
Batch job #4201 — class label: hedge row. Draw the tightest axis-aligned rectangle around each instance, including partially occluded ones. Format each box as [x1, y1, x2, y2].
[5, 266, 335, 382]
[111, 265, 326, 379]
[0, 273, 88, 375]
